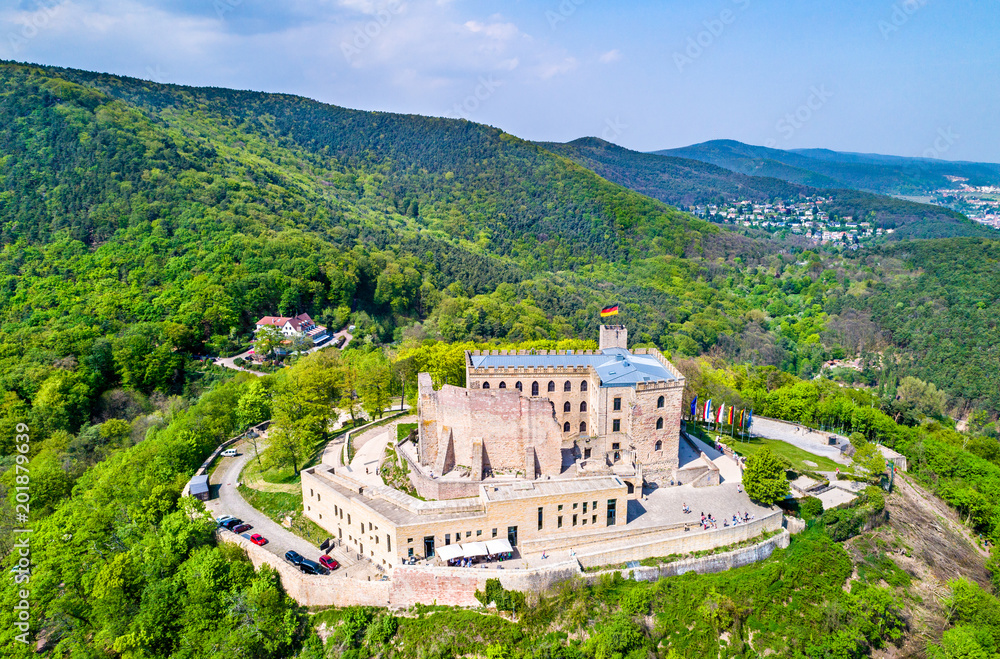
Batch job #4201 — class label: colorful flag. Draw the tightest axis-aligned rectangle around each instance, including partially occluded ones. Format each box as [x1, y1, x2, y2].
[689, 395, 698, 417]
[600, 305, 619, 317]
[746, 409, 753, 429]
[703, 399, 712, 423]
[728, 406, 734, 425]
[738, 409, 744, 428]
[716, 403, 725, 424]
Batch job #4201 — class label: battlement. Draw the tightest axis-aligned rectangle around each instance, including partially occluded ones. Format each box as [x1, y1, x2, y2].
[468, 364, 596, 377]
[633, 347, 685, 382]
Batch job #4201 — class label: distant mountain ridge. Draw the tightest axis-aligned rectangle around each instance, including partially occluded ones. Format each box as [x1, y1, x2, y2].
[654, 139, 1000, 196]
[543, 137, 992, 240]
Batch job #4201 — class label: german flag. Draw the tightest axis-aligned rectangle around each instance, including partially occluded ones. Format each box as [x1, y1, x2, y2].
[600, 304, 619, 317]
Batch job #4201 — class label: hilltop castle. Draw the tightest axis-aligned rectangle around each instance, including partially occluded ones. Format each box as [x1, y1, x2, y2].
[417, 325, 685, 489]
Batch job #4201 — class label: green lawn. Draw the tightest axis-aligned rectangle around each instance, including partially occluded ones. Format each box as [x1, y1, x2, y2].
[397, 422, 417, 442]
[729, 436, 843, 473]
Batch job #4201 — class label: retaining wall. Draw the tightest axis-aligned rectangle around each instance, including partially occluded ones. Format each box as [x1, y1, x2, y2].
[587, 529, 790, 582]
[574, 510, 783, 569]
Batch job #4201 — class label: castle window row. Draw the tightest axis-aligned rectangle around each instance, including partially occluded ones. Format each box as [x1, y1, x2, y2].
[561, 401, 588, 412]
[481, 380, 589, 393]
[563, 421, 587, 433]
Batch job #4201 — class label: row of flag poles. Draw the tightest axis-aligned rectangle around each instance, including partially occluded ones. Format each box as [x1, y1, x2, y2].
[689, 395, 753, 439]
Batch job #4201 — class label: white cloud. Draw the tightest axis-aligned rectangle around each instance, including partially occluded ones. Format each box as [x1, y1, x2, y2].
[599, 49, 621, 64]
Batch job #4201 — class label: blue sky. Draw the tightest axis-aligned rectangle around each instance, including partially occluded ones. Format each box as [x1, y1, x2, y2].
[2, 0, 998, 162]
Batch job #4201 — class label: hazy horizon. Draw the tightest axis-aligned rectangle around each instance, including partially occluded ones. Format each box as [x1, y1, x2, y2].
[3, 0, 997, 162]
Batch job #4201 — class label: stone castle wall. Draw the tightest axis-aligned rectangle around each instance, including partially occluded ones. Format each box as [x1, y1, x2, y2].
[417, 373, 563, 478]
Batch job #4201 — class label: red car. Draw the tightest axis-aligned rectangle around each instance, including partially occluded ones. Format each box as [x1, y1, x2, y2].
[319, 555, 339, 570]
[250, 533, 267, 546]
[233, 523, 252, 534]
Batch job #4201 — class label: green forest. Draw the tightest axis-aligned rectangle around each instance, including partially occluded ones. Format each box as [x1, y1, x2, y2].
[1, 60, 1000, 657]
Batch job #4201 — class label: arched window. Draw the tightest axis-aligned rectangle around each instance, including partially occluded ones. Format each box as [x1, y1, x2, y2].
[580, 421, 587, 433]
[657, 395, 664, 409]
[655, 440, 662, 451]
[563, 380, 572, 392]
[498, 381, 506, 389]
[482, 381, 490, 389]
[581, 381, 588, 392]
[656, 417, 664, 430]
[563, 401, 571, 412]
[547, 381, 555, 392]
[580, 401, 588, 412]
[563, 422, 571, 432]
[515, 381, 522, 391]
[531, 381, 539, 396]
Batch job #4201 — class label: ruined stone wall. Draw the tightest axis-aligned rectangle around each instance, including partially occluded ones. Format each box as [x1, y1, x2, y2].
[417, 376, 563, 478]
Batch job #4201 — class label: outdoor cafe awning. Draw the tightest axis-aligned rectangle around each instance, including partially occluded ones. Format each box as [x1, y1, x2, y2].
[485, 538, 513, 555]
[436, 544, 464, 561]
[461, 542, 489, 558]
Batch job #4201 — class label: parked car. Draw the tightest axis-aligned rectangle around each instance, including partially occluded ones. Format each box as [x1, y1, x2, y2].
[284, 550, 304, 566]
[298, 558, 329, 576]
[221, 448, 238, 458]
[318, 555, 339, 570]
[221, 518, 243, 530]
[215, 515, 234, 526]
[250, 534, 268, 546]
[232, 523, 252, 534]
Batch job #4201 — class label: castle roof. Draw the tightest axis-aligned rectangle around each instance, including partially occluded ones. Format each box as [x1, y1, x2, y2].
[468, 347, 680, 388]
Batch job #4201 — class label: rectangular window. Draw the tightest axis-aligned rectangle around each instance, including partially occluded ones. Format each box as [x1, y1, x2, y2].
[607, 499, 617, 526]
[310, 489, 313, 497]
[408, 548, 414, 557]
[592, 514, 597, 524]
[507, 526, 518, 547]
[538, 506, 544, 531]
[477, 530, 482, 537]
[334, 505, 338, 515]
[582, 518, 587, 525]
[492, 528, 498, 538]
[558, 504, 563, 511]
[347, 514, 351, 524]
[466, 531, 472, 538]
[573, 502, 578, 509]
[445, 533, 451, 545]
[572, 514, 578, 526]
[593, 501, 598, 509]
[612, 442, 620, 450]
[317, 493, 321, 502]
[408, 538, 413, 543]
[558, 515, 563, 528]
[612, 419, 621, 432]
[583, 502, 588, 513]
[387, 535, 391, 551]
[369, 522, 373, 531]
[613, 397, 621, 411]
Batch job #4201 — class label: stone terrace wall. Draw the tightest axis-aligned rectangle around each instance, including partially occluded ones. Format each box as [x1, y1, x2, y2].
[221, 527, 787, 609]
[574, 510, 783, 569]
[586, 529, 790, 582]
[389, 561, 581, 608]
[218, 532, 392, 608]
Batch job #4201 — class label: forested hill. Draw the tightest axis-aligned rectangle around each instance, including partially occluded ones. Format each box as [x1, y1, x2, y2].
[657, 139, 1000, 197]
[2, 59, 1000, 420]
[546, 137, 992, 240]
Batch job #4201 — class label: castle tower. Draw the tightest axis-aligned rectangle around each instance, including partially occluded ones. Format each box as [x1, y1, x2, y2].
[599, 324, 628, 351]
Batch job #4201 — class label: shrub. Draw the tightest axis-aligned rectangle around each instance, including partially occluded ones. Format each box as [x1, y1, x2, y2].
[743, 447, 791, 505]
[476, 579, 527, 613]
[233, 357, 245, 367]
[620, 588, 653, 616]
[801, 496, 824, 520]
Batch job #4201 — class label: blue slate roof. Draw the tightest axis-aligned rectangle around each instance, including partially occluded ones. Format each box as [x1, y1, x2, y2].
[469, 348, 677, 388]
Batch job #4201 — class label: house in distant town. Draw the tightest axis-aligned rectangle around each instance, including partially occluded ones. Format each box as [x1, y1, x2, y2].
[254, 313, 330, 346]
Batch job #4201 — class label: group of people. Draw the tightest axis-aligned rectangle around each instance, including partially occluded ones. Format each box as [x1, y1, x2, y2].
[681, 506, 756, 531]
[445, 551, 514, 568]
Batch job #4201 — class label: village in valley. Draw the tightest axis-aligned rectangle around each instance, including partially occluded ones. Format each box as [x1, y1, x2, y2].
[690, 196, 890, 248]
